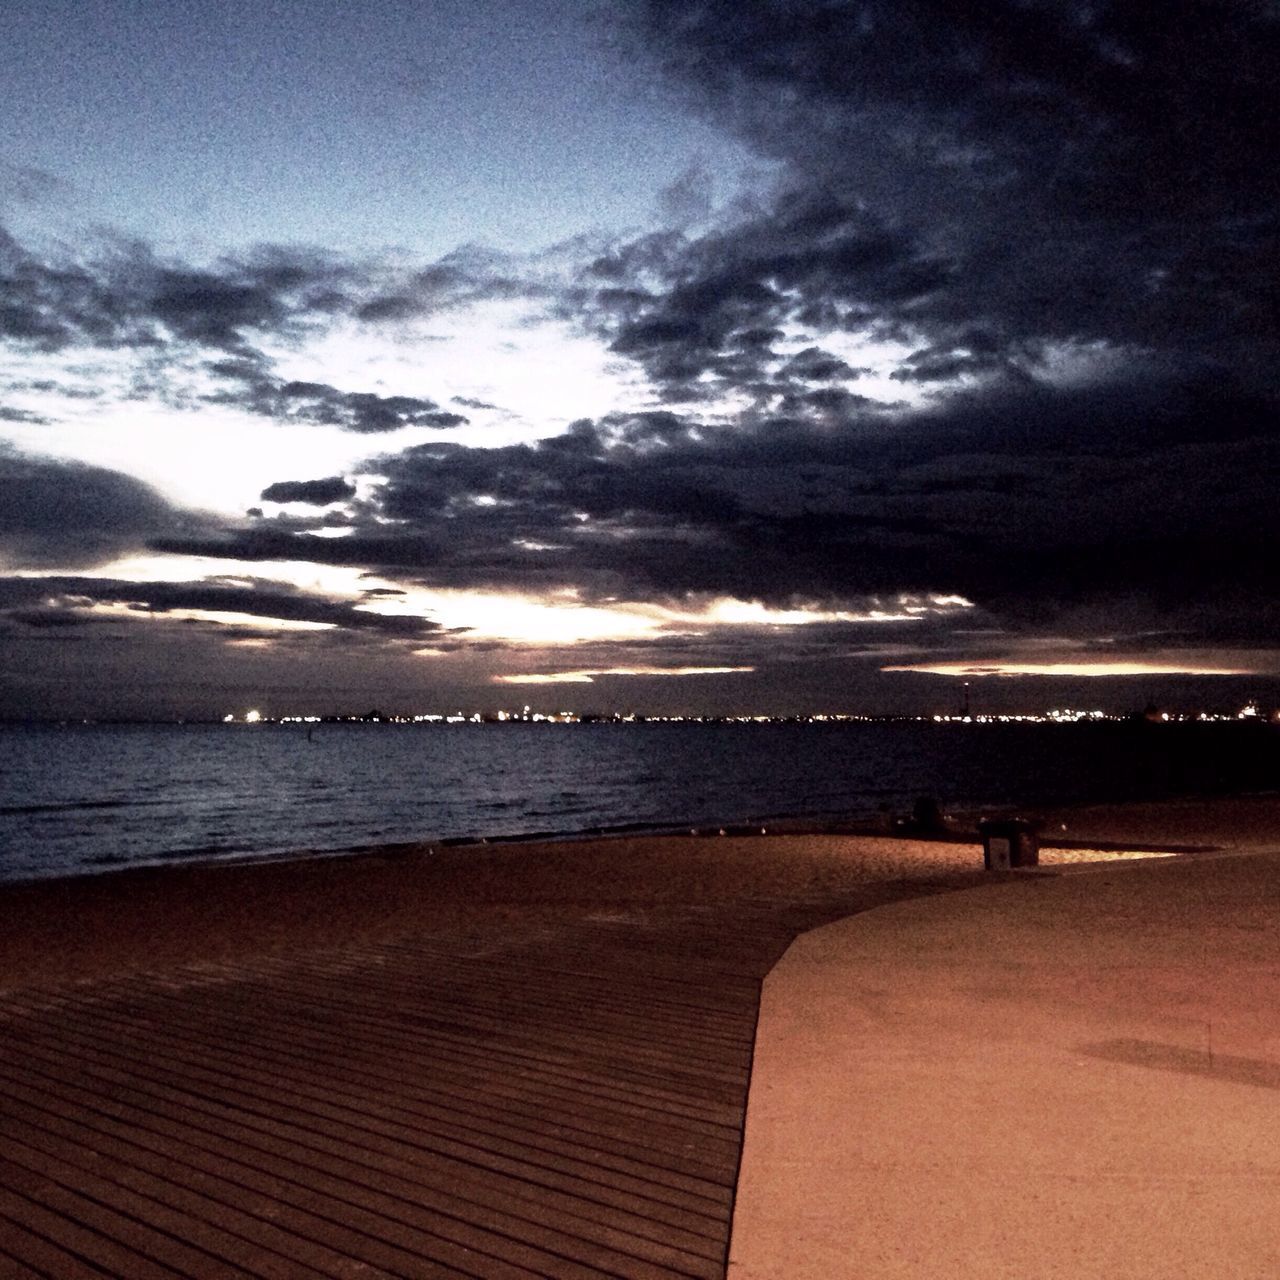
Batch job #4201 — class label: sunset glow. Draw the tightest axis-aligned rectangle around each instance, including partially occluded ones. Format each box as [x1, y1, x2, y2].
[494, 666, 756, 685]
[884, 660, 1263, 679]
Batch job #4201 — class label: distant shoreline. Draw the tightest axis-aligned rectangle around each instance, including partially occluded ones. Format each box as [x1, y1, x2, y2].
[4, 711, 1278, 726]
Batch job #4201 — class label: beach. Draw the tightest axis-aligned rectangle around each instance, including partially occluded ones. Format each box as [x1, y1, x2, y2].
[0, 799, 1277, 1276]
[0, 829, 990, 991]
[5, 792, 1279, 989]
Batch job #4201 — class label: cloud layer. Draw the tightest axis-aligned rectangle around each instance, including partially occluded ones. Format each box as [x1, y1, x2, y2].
[3, 2, 1279, 714]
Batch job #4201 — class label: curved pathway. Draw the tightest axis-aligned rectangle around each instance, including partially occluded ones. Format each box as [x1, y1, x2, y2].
[729, 851, 1280, 1278]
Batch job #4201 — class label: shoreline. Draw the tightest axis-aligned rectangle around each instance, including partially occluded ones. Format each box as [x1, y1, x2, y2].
[6, 785, 1278, 891]
[3, 791, 1278, 992]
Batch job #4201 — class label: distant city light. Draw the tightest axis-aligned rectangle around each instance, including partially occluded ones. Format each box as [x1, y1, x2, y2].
[213, 702, 1279, 728]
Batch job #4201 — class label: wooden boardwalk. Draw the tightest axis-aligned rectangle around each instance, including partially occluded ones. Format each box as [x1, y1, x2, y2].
[0, 854, 970, 1278]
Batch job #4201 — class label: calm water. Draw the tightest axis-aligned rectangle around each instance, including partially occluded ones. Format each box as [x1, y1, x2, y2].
[0, 721, 1276, 883]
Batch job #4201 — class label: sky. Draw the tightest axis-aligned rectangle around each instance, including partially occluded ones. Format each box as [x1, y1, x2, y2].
[2, 0, 1278, 720]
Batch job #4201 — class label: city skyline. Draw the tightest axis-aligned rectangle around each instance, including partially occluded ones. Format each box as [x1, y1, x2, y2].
[3, 1, 1278, 719]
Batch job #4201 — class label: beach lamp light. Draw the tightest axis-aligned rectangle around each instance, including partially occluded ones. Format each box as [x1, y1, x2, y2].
[978, 818, 1040, 870]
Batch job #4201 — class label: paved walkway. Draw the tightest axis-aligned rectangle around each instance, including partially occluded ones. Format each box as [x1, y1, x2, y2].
[729, 851, 1280, 1278]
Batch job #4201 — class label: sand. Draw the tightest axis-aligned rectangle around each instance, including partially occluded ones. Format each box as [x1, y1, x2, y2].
[0, 830, 989, 991]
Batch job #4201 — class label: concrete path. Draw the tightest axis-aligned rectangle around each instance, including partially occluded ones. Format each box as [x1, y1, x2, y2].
[730, 852, 1280, 1278]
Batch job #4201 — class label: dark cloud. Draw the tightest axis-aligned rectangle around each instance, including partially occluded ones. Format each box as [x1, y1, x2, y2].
[270, 382, 467, 433]
[151, 524, 446, 574]
[151, 374, 1280, 655]
[776, 385, 878, 417]
[354, 244, 543, 322]
[260, 476, 357, 505]
[575, 192, 955, 402]
[0, 446, 195, 568]
[0, 226, 93, 350]
[4, 607, 94, 629]
[0, 226, 545, 385]
[0, 406, 51, 424]
[0, 574, 444, 640]
[147, 268, 288, 349]
[622, 0, 1280, 201]
[0, 230, 359, 356]
[209, 366, 468, 433]
[593, 2, 1280, 401]
[4, 376, 106, 402]
[779, 346, 860, 383]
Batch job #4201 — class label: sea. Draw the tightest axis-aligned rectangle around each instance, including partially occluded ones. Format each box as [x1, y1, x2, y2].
[1, 720, 1277, 884]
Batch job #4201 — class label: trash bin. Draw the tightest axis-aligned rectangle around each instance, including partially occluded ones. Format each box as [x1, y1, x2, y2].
[978, 818, 1040, 869]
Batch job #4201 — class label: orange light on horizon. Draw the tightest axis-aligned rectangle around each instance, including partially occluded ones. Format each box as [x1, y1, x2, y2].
[882, 660, 1258, 678]
[494, 665, 756, 685]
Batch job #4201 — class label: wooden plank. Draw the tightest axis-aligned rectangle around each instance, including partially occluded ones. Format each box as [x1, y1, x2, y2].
[0, 1201, 118, 1279]
[8, 995, 736, 1211]
[39, 989, 741, 1191]
[0, 1070, 560, 1280]
[5, 987, 744, 1182]
[2, 1016, 729, 1278]
[2, 1028, 727, 1270]
[0, 1138, 264, 1280]
[0, 858, 969, 1279]
[0, 1168, 185, 1280]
